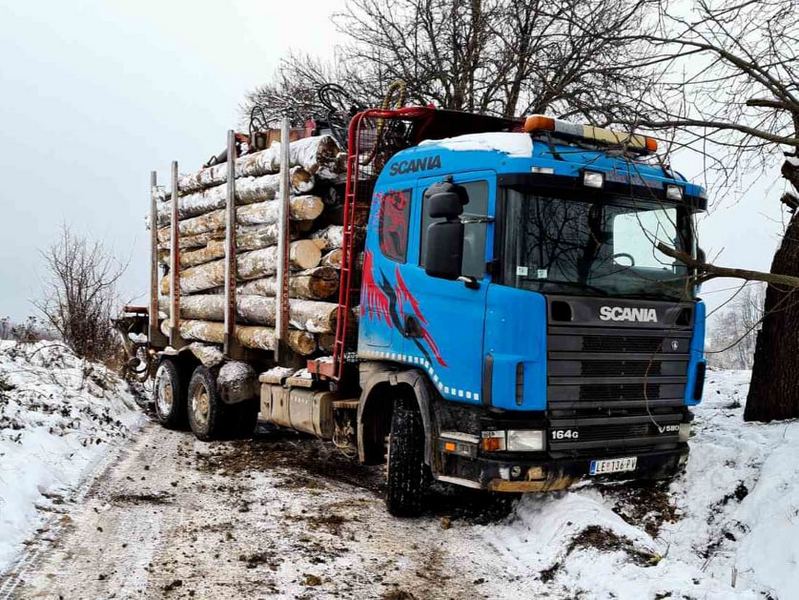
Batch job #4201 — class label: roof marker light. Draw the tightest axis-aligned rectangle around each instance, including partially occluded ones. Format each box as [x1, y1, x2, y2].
[523, 114, 658, 154]
[583, 171, 604, 188]
[666, 184, 683, 201]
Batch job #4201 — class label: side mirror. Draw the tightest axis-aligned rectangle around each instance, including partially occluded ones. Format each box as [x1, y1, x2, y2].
[696, 247, 706, 263]
[423, 180, 468, 279]
[425, 181, 468, 219]
[424, 221, 464, 280]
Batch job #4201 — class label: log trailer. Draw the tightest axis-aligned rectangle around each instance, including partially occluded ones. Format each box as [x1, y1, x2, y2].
[119, 106, 707, 516]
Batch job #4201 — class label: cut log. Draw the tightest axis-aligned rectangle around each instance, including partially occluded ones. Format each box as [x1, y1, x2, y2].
[158, 295, 337, 333]
[155, 167, 314, 225]
[320, 248, 343, 269]
[156, 195, 324, 242]
[311, 225, 344, 252]
[157, 223, 307, 252]
[159, 240, 321, 295]
[160, 224, 290, 269]
[237, 267, 339, 300]
[174, 135, 342, 195]
[160, 319, 316, 355]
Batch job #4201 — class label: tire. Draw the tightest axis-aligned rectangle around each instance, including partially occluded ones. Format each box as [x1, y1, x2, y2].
[386, 403, 427, 517]
[187, 365, 228, 441]
[153, 359, 186, 429]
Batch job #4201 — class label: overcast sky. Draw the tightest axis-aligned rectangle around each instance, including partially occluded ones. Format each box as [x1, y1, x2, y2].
[0, 0, 788, 321]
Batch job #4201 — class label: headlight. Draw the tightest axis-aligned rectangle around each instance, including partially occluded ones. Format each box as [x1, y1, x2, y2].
[506, 429, 545, 452]
[678, 423, 691, 442]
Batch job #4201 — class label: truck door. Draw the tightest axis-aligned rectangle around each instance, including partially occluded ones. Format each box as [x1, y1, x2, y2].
[394, 171, 494, 404]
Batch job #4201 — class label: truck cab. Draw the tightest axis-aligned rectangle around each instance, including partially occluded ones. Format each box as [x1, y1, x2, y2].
[356, 117, 706, 512]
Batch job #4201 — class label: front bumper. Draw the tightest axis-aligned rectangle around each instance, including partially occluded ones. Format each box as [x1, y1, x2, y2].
[436, 444, 689, 493]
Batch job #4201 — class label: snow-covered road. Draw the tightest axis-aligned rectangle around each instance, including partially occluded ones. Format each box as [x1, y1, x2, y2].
[1, 360, 797, 599]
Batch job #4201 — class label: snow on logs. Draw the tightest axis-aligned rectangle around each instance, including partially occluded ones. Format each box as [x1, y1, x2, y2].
[173, 135, 343, 195]
[155, 134, 352, 358]
[155, 167, 315, 224]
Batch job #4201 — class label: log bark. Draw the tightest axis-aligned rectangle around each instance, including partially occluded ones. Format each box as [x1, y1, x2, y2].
[174, 135, 342, 195]
[159, 241, 321, 295]
[237, 266, 339, 300]
[160, 319, 316, 355]
[156, 195, 324, 242]
[156, 167, 314, 225]
[158, 295, 337, 333]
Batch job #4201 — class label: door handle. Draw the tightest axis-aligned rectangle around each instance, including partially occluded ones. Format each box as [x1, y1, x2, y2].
[403, 315, 423, 338]
[457, 275, 480, 289]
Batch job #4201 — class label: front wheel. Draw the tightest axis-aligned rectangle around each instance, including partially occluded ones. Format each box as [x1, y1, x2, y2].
[153, 359, 186, 429]
[386, 403, 428, 517]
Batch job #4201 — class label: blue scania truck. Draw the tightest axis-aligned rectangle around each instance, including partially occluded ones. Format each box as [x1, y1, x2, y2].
[132, 106, 707, 516]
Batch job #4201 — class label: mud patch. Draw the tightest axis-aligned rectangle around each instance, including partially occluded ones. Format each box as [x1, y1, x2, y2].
[193, 429, 385, 494]
[568, 525, 660, 567]
[600, 481, 678, 537]
[110, 492, 174, 505]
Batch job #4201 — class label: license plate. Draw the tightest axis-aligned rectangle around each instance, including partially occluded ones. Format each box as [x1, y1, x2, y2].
[589, 456, 637, 476]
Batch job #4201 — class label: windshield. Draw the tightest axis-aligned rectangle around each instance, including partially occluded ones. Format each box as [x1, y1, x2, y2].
[501, 187, 695, 300]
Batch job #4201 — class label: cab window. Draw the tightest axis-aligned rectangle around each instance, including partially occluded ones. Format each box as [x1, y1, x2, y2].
[420, 180, 488, 278]
[378, 189, 412, 262]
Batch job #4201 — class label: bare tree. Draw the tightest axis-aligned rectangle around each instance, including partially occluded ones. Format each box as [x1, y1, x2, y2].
[242, 0, 658, 126]
[706, 284, 765, 370]
[608, 0, 799, 421]
[35, 226, 127, 362]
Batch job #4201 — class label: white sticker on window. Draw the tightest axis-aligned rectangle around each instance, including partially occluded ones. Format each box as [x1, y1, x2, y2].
[537, 269, 548, 279]
[516, 266, 528, 277]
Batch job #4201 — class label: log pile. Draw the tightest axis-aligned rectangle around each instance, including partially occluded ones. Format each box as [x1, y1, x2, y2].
[157, 135, 357, 356]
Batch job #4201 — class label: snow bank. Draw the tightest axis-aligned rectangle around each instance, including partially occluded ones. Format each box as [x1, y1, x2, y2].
[0, 341, 143, 571]
[475, 369, 798, 599]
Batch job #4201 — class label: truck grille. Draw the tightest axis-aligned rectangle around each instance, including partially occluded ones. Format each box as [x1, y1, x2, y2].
[579, 383, 660, 401]
[581, 360, 662, 378]
[582, 335, 663, 353]
[546, 296, 694, 452]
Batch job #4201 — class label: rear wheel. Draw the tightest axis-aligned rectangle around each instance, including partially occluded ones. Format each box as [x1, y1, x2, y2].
[386, 401, 428, 517]
[153, 359, 186, 429]
[187, 366, 228, 441]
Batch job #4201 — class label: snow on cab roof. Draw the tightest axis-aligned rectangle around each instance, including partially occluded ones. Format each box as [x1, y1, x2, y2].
[418, 132, 533, 158]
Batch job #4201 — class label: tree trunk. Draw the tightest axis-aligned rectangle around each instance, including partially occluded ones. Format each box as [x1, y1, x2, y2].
[156, 195, 324, 242]
[156, 167, 314, 225]
[236, 267, 339, 300]
[160, 319, 316, 355]
[745, 161, 799, 421]
[159, 240, 321, 295]
[158, 295, 337, 333]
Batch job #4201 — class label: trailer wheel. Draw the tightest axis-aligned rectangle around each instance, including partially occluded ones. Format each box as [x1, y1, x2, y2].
[153, 359, 186, 429]
[386, 402, 427, 517]
[187, 365, 228, 441]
